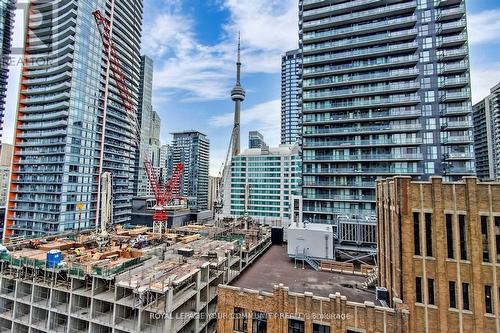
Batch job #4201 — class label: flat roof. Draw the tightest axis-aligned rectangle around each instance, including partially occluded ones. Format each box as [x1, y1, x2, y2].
[230, 245, 377, 304]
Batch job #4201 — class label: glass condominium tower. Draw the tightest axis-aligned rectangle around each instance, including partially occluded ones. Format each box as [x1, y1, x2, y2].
[0, 0, 15, 140]
[281, 49, 302, 145]
[5, 0, 143, 238]
[300, 0, 474, 248]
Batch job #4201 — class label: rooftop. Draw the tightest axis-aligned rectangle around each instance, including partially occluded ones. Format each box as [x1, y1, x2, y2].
[230, 245, 377, 303]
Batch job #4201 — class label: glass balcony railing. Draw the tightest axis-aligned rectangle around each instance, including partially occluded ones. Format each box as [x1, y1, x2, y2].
[438, 18, 467, 32]
[303, 0, 383, 17]
[303, 108, 421, 123]
[303, 138, 423, 147]
[304, 123, 422, 135]
[303, 16, 416, 41]
[303, 181, 376, 188]
[303, 95, 420, 111]
[303, 194, 376, 201]
[438, 4, 465, 20]
[442, 121, 472, 129]
[304, 167, 423, 174]
[437, 33, 467, 47]
[438, 76, 468, 87]
[442, 136, 473, 144]
[438, 61, 468, 73]
[437, 47, 467, 60]
[303, 68, 418, 87]
[440, 103, 471, 115]
[303, 28, 418, 53]
[303, 82, 420, 99]
[303, 1, 417, 28]
[303, 41, 418, 64]
[304, 153, 423, 161]
[440, 91, 470, 101]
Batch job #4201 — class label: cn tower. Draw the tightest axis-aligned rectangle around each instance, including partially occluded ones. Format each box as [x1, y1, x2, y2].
[231, 33, 245, 156]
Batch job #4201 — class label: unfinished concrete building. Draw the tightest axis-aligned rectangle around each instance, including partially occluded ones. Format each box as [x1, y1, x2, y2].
[0, 220, 271, 333]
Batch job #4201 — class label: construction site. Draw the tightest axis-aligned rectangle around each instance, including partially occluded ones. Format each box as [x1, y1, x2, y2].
[0, 218, 271, 333]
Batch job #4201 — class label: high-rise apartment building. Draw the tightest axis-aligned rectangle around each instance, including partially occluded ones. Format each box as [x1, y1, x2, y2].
[248, 130, 266, 149]
[377, 176, 500, 333]
[473, 82, 500, 180]
[5, 0, 143, 238]
[229, 144, 301, 226]
[281, 49, 302, 145]
[300, 0, 474, 254]
[160, 143, 173, 179]
[0, 0, 15, 140]
[0, 143, 12, 206]
[172, 131, 209, 211]
[135, 55, 162, 197]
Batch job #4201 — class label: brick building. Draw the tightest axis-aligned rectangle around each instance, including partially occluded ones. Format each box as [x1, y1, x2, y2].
[377, 176, 500, 333]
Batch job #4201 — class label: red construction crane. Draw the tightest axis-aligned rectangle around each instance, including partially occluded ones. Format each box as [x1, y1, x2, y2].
[144, 162, 185, 234]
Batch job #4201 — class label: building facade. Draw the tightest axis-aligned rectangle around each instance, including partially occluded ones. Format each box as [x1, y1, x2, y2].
[473, 82, 500, 180]
[172, 131, 210, 211]
[281, 49, 302, 145]
[300, 0, 475, 253]
[5, 0, 143, 238]
[0, 0, 15, 141]
[208, 175, 220, 213]
[248, 130, 266, 149]
[0, 143, 12, 206]
[377, 176, 500, 333]
[217, 285, 409, 333]
[229, 144, 301, 226]
[134, 55, 163, 197]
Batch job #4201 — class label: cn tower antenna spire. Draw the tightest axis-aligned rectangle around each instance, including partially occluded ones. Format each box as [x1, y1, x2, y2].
[231, 32, 245, 156]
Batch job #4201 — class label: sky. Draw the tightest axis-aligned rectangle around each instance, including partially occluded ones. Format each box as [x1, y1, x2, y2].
[3, 0, 500, 176]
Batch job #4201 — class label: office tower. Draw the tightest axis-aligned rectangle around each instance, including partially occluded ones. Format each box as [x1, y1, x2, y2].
[135, 55, 162, 197]
[377, 176, 500, 333]
[5, 0, 143, 238]
[473, 82, 500, 180]
[0, 0, 15, 140]
[172, 131, 209, 211]
[160, 143, 173, 179]
[230, 144, 301, 226]
[248, 130, 266, 149]
[300, 0, 474, 255]
[281, 49, 302, 145]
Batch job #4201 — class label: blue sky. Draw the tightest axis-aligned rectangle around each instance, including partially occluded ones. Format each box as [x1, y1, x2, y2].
[3, 0, 500, 176]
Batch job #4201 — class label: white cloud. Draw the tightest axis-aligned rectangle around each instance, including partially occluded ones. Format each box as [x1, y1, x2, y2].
[142, 0, 298, 101]
[468, 9, 500, 45]
[470, 61, 500, 103]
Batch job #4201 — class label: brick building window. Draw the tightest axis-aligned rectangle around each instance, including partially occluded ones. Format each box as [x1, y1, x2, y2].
[449, 281, 456, 308]
[480, 216, 490, 262]
[446, 214, 454, 259]
[459, 215, 467, 260]
[462, 283, 470, 310]
[234, 307, 247, 332]
[416, 277, 423, 303]
[495, 217, 500, 263]
[425, 213, 433, 257]
[313, 323, 330, 333]
[428, 278, 435, 305]
[413, 212, 421, 255]
[288, 319, 305, 333]
[252, 312, 267, 333]
[485, 285, 493, 314]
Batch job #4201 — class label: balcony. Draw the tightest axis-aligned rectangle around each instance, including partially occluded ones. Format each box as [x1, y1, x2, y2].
[440, 103, 471, 116]
[304, 123, 422, 136]
[303, 95, 420, 112]
[303, 68, 419, 88]
[303, 194, 376, 202]
[440, 90, 470, 102]
[438, 61, 468, 74]
[441, 120, 472, 130]
[303, 28, 418, 54]
[304, 153, 423, 162]
[303, 82, 420, 100]
[438, 18, 467, 34]
[303, 181, 376, 188]
[442, 136, 473, 144]
[303, 0, 387, 18]
[443, 167, 475, 175]
[18, 120, 67, 130]
[438, 76, 468, 88]
[303, 108, 421, 124]
[443, 152, 474, 160]
[20, 101, 69, 113]
[303, 15, 417, 42]
[437, 4, 465, 21]
[303, 1, 417, 29]
[304, 167, 424, 175]
[437, 33, 467, 48]
[303, 138, 423, 148]
[303, 41, 418, 64]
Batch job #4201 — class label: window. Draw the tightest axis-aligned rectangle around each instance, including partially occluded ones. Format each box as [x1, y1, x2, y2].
[425, 213, 433, 256]
[495, 217, 500, 263]
[428, 279, 435, 305]
[288, 319, 305, 333]
[449, 281, 457, 308]
[481, 216, 490, 262]
[462, 283, 470, 310]
[253, 312, 267, 333]
[234, 307, 247, 332]
[414, 212, 421, 255]
[485, 285, 493, 314]
[446, 214, 454, 259]
[416, 277, 423, 303]
[459, 215, 467, 260]
[313, 323, 330, 333]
